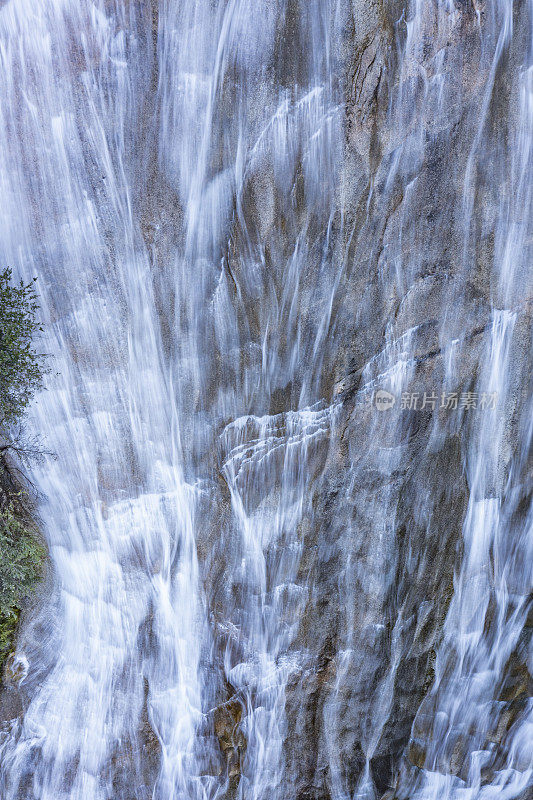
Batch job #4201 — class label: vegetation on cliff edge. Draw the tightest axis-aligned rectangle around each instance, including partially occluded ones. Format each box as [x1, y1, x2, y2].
[0, 267, 47, 674]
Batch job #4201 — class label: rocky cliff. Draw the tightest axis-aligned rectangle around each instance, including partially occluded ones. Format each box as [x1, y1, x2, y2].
[0, 2, 531, 800]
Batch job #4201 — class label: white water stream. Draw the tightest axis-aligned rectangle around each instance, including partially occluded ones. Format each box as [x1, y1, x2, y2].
[0, 2, 530, 800]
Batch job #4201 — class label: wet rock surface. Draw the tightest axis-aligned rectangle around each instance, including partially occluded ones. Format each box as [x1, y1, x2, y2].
[0, 1, 531, 799]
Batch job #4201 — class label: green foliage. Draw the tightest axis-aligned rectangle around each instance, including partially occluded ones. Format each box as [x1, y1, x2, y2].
[0, 607, 19, 666]
[0, 267, 45, 428]
[0, 268, 48, 673]
[0, 500, 45, 618]
[0, 500, 45, 668]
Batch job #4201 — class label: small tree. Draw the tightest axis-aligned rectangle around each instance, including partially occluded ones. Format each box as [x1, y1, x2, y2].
[0, 268, 46, 436]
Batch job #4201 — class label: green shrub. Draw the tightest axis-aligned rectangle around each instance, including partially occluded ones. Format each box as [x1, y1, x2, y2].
[0, 267, 45, 430]
[0, 500, 45, 668]
[0, 268, 48, 674]
[0, 607, 18, 665]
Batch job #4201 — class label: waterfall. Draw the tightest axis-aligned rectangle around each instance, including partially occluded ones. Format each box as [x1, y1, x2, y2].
[0, 2, 531, 800]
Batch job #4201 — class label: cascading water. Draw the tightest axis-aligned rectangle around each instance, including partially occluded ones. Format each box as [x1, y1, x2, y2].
[0, 2, 530, 800]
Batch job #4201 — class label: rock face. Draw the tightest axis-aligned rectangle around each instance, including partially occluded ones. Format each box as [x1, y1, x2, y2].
[0, 1, 531, 800]
[275, 2, 533, 798]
